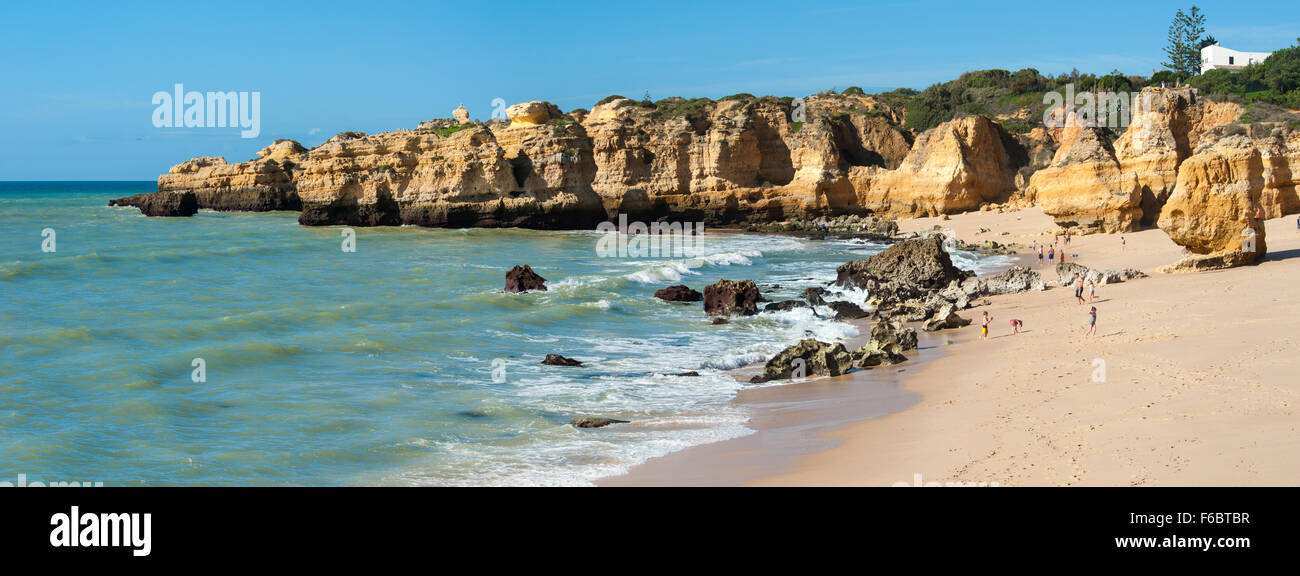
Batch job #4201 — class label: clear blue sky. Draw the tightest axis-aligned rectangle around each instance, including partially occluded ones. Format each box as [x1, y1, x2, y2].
[1, 0, 1295, 180]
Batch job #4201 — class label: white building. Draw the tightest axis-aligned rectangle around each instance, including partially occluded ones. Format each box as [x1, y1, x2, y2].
[1201, 44, 1272, 71]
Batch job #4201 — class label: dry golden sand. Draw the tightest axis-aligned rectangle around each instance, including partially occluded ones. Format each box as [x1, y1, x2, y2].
[603, 208, 1300, 486]
[753, 208, 1300, 486]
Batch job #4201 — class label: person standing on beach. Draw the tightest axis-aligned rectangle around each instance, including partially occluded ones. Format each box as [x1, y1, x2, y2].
[1048, 246, 1054, 264]
[981, 311, 992, 340]
[1074, 273, 1086, 304]
[1121, 236, 1126, 249]
[1085, 306, 1097, 337]
[1038, 246, 1044, 267]
[1088, 280, 1097, 302]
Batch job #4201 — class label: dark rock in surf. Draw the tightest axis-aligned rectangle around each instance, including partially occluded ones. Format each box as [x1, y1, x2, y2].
[764, 299, 808, 312]
[505, 265, 547, 293]
[541, 354, 583, 367]
[571, 417, 629, 428]
[702, 279, 762, 317]
[828, 300, 870, 320]
[654, 284, 702, 302]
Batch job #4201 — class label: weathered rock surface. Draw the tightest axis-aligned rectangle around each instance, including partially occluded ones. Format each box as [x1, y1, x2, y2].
[962, 266, 1045, 297]
[1028, 123, 1142, 233]
[852, 319, 916, 368]
[150, 154, 301, 213]
[654, 284, 702, 302]
[108, 191, 199, 217]
[751, 339, 853, 383]
[923, 304, 971, 332]
[836, 236, 972, 303]
[851, 115, 1022, 216]
[703, 279, 762, 317]
[1054, 262, 1147, 286]
[1115, 88, 1241, 225]
[505, 265, 547, 293]
[1157, 126, 1286, 270]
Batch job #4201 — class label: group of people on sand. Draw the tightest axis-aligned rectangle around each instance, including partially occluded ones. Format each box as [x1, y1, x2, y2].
[1032, 231, 1075, 267]
[982, 231, 1101, 340]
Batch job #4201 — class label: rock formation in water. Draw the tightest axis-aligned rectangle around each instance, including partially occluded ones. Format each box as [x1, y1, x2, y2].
[109, 190, 198, 217]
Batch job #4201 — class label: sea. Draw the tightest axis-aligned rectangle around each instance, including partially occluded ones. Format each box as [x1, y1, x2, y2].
[0, 181, 1011, 486]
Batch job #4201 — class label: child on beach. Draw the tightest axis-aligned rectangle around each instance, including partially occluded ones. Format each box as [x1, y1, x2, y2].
[1009, 318, 1023, 334]
[1085, 306, 1097, 337]
[981, 311, 992, 340]
[1088, 280, 1096, 302]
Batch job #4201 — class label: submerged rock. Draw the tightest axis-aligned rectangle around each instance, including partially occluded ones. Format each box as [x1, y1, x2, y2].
[654, 284, 702, 302]
[827, 300, 870, 320]
[751, 339, 854, 383]
[702, 279, 762, 317]
[505, 265, 547, 293]
[764, 299, 809, 312]
[803, 286, 828, 306]
[571, 417, 628, 428]
[541, 354, 582, 367]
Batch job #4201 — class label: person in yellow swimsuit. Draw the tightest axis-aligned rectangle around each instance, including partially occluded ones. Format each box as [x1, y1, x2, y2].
[981, 311, 992, 340]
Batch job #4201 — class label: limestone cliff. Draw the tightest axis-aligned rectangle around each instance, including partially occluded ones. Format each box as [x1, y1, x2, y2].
[850, 115, 1022, 216]
[138, 94, 918, 227]
[1158, 123, 1299, 270]
[1027, 123, 1142, 233]
[1114, 88, 1240, 225]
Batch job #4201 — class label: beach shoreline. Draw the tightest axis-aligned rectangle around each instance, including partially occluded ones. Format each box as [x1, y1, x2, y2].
[601, 207, 1300, 487]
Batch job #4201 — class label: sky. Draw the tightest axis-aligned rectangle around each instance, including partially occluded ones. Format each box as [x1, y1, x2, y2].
[1, 0, 1296, 180]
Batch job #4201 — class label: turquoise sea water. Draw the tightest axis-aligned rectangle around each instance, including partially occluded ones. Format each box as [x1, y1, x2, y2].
[0, 182, 1010, 486]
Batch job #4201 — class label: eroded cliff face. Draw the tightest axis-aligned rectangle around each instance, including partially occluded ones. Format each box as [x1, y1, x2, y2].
[850, 115, 1022, 216]
[1027, 123, 1142, 233]
[1158, 124, 1300, 270]
[130, 87, 1297, 274]
[1029, 87, 1241, 233]
[1114, 88, 1241, 226]
[146, 95, 921, 227]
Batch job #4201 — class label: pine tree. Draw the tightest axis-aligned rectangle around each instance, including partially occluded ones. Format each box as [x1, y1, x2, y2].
[1162, 6, 1208, 78]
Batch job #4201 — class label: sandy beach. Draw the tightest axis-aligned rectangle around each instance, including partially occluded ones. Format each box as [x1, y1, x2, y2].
[603, 208, 1300, 486]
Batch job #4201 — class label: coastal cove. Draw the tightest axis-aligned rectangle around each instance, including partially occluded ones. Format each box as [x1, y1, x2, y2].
[0, 182, 1016, 486]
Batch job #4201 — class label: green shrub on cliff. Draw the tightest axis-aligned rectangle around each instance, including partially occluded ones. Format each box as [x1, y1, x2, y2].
[596, 95, 628, 106]
[652, 97, 714, 125]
